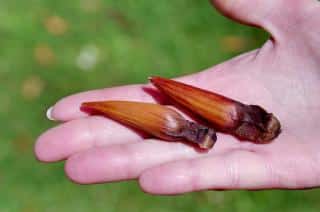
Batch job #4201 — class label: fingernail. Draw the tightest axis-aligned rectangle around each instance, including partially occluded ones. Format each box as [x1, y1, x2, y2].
[46, 106, 56, 121]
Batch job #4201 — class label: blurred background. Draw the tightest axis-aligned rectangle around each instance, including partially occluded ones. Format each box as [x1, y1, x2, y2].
[1, 0, 320, 211]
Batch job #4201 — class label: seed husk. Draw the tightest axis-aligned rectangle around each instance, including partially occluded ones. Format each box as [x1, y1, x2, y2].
[150, 76, 281, 143]
[81, 101, 217, 149]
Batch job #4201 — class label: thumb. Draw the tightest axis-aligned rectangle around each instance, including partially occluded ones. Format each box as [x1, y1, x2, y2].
[211, 0, 319, 41]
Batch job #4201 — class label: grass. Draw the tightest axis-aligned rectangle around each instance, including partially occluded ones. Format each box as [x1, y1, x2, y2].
[1, 0, 320, 211]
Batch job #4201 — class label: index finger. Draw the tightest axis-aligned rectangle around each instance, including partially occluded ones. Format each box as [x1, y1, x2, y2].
[47, 74, 199, 122]
[49, 84, 155, 121]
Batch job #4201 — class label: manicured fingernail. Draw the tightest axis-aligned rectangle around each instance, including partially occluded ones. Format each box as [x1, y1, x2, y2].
[46, 106, 56, 121]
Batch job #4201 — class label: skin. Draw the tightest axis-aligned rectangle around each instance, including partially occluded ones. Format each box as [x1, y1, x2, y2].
[35, 0, 320, 194]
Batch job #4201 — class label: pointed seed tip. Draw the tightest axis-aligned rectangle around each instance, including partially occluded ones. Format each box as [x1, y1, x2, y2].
[80, 101, 100, 110]
[80, 101, 91, 107]
[80, 102, 90, 110]
[148, 76, 161, 82]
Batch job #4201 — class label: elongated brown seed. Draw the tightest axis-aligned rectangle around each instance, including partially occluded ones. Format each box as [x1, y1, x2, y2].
[150, 76, 281, 143]
[81, 101, 217, 149]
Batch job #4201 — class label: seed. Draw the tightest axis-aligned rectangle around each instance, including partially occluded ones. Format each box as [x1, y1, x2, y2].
[150, 76, 281, 143]
[81, 101, 217, 149]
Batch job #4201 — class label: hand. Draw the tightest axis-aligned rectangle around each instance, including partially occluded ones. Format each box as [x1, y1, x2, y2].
[35, 0, 320, 194]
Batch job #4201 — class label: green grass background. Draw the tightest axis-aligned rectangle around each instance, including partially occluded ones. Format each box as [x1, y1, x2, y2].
[1, 0, 320, 211]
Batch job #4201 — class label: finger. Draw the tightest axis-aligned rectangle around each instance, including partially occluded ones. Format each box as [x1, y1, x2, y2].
[139, 150, 276, 194]
[48, 76, 199, 122]
[49, 84, 153, 121]
[64, 132, 242, 184]
[35, 116, 143, 162]
[64, 141, 202, 184]
[211, 0, 318, 40]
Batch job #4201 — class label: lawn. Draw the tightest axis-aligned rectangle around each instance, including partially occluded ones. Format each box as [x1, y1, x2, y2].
[1, 0, 320, 211]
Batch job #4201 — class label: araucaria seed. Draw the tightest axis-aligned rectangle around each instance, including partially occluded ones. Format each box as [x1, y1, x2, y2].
[150, 76, 281, 143]
[81, 101, 217, 149]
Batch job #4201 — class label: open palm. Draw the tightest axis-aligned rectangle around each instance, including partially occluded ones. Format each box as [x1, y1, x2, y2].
[35, 0, 320, 194]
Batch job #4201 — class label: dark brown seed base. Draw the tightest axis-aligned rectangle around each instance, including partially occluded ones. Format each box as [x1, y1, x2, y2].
[234, 104, 281, 143]
[167, 121, 217, 149]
